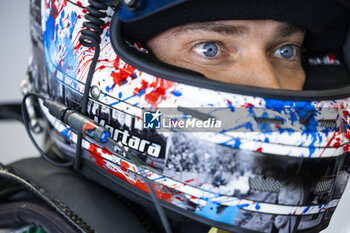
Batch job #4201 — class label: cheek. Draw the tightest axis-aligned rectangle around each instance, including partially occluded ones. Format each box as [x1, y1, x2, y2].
[277, 66, 306, 90]
[280, 69, 305, 91]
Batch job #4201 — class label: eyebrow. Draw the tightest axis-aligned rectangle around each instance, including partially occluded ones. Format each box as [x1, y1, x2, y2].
[275, 23, 306, 38]
[171, 21, 305, 38]
[172, 22, 249, 37]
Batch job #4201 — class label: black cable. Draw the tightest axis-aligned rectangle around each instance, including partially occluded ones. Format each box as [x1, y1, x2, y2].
[70, 1, 173, 231]
[23, 91, 173, 231]
[137, 167, 173, 233]
[75, 0, 108, 170]
[73, 45, 100, 170]
[18, 1, 173, 231]
[106, 138, 173, 233]
[0, 103, 23, 122]
[21, 92, 74, 167]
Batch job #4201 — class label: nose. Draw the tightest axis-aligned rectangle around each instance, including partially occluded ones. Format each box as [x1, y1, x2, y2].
[239, 49, 281, 89]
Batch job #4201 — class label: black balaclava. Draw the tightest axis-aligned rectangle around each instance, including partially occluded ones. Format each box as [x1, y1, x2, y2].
[119, 0, 350, 90]
[122, 0, 349, 52]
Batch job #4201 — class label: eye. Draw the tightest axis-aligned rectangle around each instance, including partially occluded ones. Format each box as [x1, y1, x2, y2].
[274, 44, 297, 60]
[193, 41, 219, 58]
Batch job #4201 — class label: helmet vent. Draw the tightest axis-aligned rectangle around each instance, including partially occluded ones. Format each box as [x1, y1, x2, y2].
[254, 117, 284, 125]
[318, 120, 337, 127]
[313, 178, 334, 194]
[249, 177, 282, 193]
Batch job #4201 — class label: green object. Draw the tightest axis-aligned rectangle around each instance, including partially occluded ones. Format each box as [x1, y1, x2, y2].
[22, 226, 47, 233]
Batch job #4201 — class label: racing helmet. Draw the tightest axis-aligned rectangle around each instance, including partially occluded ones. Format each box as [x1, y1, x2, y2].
[25, 0, 350, 232]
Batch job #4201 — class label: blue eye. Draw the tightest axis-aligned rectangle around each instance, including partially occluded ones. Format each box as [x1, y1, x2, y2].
[277, 45, 296, 59]
[194, 42, 219, 57]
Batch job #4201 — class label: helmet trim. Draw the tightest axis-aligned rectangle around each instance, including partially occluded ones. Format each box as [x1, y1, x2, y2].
[79, 157, 333, 233]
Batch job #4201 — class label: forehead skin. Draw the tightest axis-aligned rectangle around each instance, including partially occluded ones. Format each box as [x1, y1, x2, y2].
[147, 20, 306, 90]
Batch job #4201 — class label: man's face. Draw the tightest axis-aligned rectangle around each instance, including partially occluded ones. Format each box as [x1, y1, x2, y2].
[147, 20, 306, 90]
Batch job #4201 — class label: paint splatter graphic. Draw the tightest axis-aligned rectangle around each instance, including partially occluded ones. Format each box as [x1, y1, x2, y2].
[40, 1, 350, 232]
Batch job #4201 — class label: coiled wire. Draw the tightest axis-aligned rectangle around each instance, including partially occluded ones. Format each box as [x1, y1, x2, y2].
[75, 0, 107, 170]
[78, 2, 173, 233]
[79, 0, 107, 47]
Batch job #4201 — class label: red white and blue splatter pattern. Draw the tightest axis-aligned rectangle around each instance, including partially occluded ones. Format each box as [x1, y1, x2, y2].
[37, 0, 350, 232]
